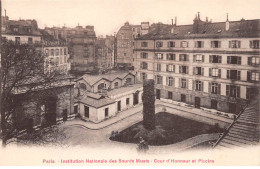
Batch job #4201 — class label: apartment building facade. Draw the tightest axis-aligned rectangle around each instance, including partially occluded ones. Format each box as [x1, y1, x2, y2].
[116, 22, 150, 70]
[134, 15, 260, 114]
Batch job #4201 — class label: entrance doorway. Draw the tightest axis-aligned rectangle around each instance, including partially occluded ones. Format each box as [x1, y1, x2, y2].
[41, 97, 57, 126]
[62, 109, 68, 122]
[195, 97, 201, 108]
[229, 103, 237, 114]
[105, 108, 109, 118]
[156, 89, 161, 100]
[117, 101, 121, 111]
[181, 94, 186, 102]
[133, 91, 139, 105]
[211, 100, 218, 110]
[168, 91, 173, 99]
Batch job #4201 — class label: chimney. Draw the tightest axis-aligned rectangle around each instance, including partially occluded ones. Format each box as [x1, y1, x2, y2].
[5, 9, 6, 17]
[171, 19, 173, 25]
[225, 13, 230, 31]
[175, 16, 177, 26]
[206, 17, 208, 22]
[198, 12, 200, 20]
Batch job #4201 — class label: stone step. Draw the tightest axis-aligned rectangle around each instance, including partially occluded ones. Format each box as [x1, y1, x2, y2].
[221, 138, 245, 147]
[225, 135, 258, 145]
[239, 114, 259, 119]
[229, 128, 258, 136]
[232, 124, 257, 131]
[228, 130, 257, 139]
[227, 133, 259, 142]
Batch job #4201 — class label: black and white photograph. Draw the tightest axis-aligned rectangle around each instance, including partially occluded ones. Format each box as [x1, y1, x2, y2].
[0, 0, 259, 166]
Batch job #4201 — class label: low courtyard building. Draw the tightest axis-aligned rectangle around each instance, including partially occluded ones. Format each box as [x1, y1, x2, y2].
[75, 72, 143, 123]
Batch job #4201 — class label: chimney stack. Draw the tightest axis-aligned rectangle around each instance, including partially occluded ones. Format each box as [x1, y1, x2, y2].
[198, 12, 200, 20]
[175, 16, 177, 26]
[206, 17, 208, 22]
[225, 13, 230, 31]
[171, 19, 173, 25]
[5, 9, 6, 17]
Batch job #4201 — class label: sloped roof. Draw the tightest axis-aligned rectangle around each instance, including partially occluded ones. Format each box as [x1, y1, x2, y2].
[79, 72, 134, 86]
[76, 92, 116, 108]
[137, 19, 260, 40]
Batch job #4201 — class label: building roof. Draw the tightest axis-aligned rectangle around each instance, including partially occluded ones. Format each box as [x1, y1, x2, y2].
[79, 72, 134, 86]
[76, 92, 116, 108]
[137, 19, 260, 40]
[215, 98, 260, 149]
[39, 29, 67, 45]
[3, 19, 42, 36]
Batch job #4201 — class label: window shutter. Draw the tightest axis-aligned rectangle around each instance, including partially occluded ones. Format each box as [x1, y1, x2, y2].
[209, 55, 213, 63]
[186, 55, 189, 61]
[246, 88, 249, 99]
[187, 42, 189, 48]
[227, 56, 231, 64]
[226, 85, 230, 96]
[193, 67, 196, 75]
[179, 78, 181, 88]
[195, 42, 197, 48]
[248, 57, 252, 65]
[201, 68, 204, 76]
[238, 57, 241, 65]
[166, 77, 169, 86]
[218, 69, 222, 78]
[219, 56, 222, 63]
[186, 66, 189, 74]
[208, 82, 212, 93]
[166, 54, 169, 60]
[167, 42, 170, 48]
[173, 65, 175, 73]
[238, 41, 241, 48]
[209, 68, 212, 76]
[218, 41, 221, 48]
[193, 55, 196, 62]
[237, 86, 240, 98]
[218, 84, 221, 95]
[201, 82, 204, 92]
[250, 41, 253, 48]
[166, 65, 168, 72]
[237, 71, 241, 80]
[229, 41, 231, 48]
[211, 41, 213, 48]
[179, 65, 181, 73]
[247, 71, 251, 81]
[227, 70, 230, 79]
[202, 55, 205, 62]
[202, 41, 204, 48]
[192, 80, 195, 90]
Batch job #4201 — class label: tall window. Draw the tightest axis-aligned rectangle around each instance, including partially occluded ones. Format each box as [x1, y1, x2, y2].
[140, 62, 148, 69]
[157, 63, 161, 72]
[195, 41, 204, 48]
[211, 41, 221, 48]
[168, 41, 175, 47]
[167, 77, 174, 86]
[155, 53, 163, 60]
[181, 79, 187, 88]
[209, 55, 222, 63]
[247, 71, 259, 81]
[229, 40, 241, 48]
[45, 49, 49, 56]
[194, 67, 204, 76]
[226, 85, 240, 98]
[179, 66, 188, 74]
[227, 56, 241, 65]
[209, 68, 221, 77]
[114, 82, 119, 88]
[84, 106, 89, 118]
[195, 80, 203, 91]
[250, 40, 259, 49]
[141, 73, 147, 81]
[126, 98, 130, 105]
[64, 48, 67, 55]
[166, 53, 175, 60]
[248, 57, 259, 66]
[55, 49, 59, 56]
[98, 83, 106, 91]
[141, 42, 148, 47]
[156, 75, 163, 84]
[156, 41, 163, 48]
[179, 54, 189, 61]
[140, 52, 148, 58]
[180, 41, 189, 48]
[126, 78, 132, 84]
[15, 37, 20, 44]
[193, 54, 204, 62]
[28, 37, 33, 44]
[211, 83, 221, 94]
[227, 70, 241, 80]
[166, 64, 175, 72]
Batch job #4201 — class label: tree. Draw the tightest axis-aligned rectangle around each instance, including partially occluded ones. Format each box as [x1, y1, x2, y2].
[142, 79, 155, 130]
[0, 39, 67, 147]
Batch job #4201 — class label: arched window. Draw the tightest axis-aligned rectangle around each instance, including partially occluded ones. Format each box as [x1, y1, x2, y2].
[98, 83, 106, 90]
[114, 82, 119, 88]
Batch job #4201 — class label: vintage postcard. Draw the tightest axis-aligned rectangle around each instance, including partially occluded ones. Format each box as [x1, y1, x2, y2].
[0, 0, 259, 166]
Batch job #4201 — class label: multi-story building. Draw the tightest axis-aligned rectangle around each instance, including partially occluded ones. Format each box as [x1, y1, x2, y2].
[40, 29, 71, 74]
[45, 25, 97, 74]
[134, 14, 260, 114]
[116, 22, 150, 70]
[95, 35, 115, 72]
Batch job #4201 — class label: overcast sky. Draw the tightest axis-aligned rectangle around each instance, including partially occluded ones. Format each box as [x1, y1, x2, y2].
[2, 0, 260, 36]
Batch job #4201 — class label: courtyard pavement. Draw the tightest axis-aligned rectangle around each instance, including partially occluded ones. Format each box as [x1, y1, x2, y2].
[60, 99, 230, 153]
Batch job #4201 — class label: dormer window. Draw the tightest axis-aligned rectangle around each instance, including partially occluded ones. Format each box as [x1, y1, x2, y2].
[156, 41, 163, 48]
[13, 27, 18, 32]
[181, 41, 189, 48]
